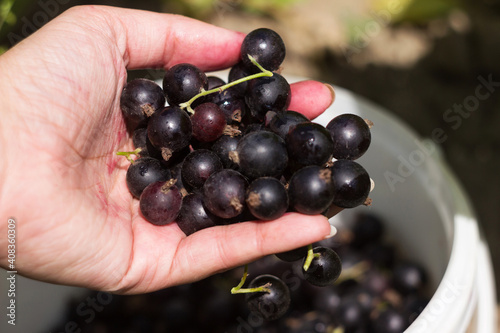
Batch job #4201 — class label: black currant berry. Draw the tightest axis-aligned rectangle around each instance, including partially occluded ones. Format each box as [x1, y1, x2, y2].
[326, 113, 371, 160]
[245, 73, 291, 121]
[176, 192, 221, 236]
[210, 135, 241, 169]
[335, 298, 368, 331]
[245, 177, 288, 221]
[203, 169, 248, 219]
[210, 87, 246, 124]
[132, 126, 163, 159]
[147, 106, 192, 161]
[275, 246, 308, 262]
[373, 308, 408, 333]
[240, 28, 286, 72]
[125, 157, 171, 198]
[286, 122, 334, 170]
[230, 130, 288, 180]
[392, 262, 427, 295]
[120, 78, 165, 131]
[288, 166, 335, 215]
[131, 127, 149, 156]
[266, 110, 310, 139]
[228, 61, 256, 96]
[139, 180, 182, 226]
[329, 160, 371, 208]
[162, 63, 208, 106]
[181, 149, 223, 189]
[206, 76, 225, 90]
[191, 102, 227, 142]
[245, 275, 291, 321]
[302, 246, 342, 287]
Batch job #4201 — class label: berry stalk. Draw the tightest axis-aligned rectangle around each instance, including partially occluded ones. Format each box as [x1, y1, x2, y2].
[116, 148, 142, 163]
[302, 244, 320, 271]
[230, 264, 271, 294]
[179, 55, 273, 114]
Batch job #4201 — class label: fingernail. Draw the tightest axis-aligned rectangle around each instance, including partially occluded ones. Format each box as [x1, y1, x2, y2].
[324, 224, 337, 239]
[324, 83, 336, 108]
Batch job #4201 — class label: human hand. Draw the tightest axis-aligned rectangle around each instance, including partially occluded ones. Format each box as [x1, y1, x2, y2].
[0, 5, 335, 294]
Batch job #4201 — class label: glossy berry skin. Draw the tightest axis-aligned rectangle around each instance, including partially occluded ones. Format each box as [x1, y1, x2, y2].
[288, 166, 335, 215]
[302, 246, 342, 287]
[246, 177, 288, 220]
[266, 110, 310, 139]
[232, 131, 288, 180]
[191, 103, 227, 142]
[335, 298, 368, 331]
[131, 127, 150, 156]
[162, 63, 208, 106]
[120, 78, 165, 131]
[206, 76, 225, 90]
[275, 246, 308, 262]
[330, 160, 371, 208]
[326, 113, 371, 160]
[245, 275, 291, 321]
[373, 308, 408, 333]
[176, 192, 221, 236]
[211, 135, 241, 169]
[210, 87, 246, 124]
[245, 73, 291, 121]
[139, 180, 182, 226]
[126, 157, 171, 198]
[228, 61, 256, 96]
[286, 122, 334, 170]
[240, 28, 286, 72]
[181, 149, 223, 189]
[203, 169, 248, 219]
[392, 262, 427, 295]
[147, 106, 192, 161]
[132, 127, 163, 159]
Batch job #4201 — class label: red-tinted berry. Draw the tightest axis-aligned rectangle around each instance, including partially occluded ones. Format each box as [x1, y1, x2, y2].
[139, 180, 182, 226]
[191, 103, 227, 142]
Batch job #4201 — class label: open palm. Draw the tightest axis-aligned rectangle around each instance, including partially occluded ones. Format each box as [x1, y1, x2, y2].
[0, 6, 334, 294]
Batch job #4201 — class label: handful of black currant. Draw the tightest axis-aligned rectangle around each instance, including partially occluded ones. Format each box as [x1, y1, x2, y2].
[118, 28, 374, 322]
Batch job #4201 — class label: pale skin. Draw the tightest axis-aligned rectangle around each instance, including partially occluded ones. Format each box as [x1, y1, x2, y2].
[0, 6, 335, 294]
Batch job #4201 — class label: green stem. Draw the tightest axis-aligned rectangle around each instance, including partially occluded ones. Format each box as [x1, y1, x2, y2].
[230, 264, 271, 294]
[116, 148, 142, 163]
[302, 244, 320, 272]
[179, 55, 273, 114]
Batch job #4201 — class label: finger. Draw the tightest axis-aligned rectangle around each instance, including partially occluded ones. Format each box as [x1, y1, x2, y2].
[289, 80, 336, 120]
[170, 213, 332, 285]
[94, 6, 245, 71]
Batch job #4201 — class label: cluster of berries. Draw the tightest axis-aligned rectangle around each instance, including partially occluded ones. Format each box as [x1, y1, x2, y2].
[118, 28, 374, 321]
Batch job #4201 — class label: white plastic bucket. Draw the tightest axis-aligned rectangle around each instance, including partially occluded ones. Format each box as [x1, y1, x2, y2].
[312, 83, 497, 333]
[0, 78, 497, 333]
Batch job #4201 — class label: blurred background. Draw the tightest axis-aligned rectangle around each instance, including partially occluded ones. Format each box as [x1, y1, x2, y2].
[1, 0, 499, 303]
